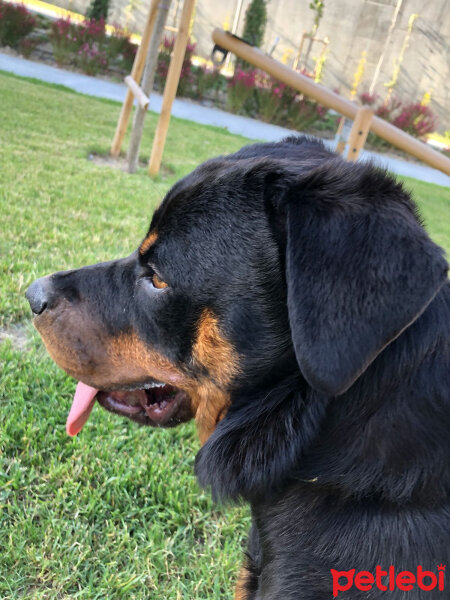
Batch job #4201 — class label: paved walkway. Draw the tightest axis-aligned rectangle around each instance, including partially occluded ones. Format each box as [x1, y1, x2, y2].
[1, 52, 449, 187]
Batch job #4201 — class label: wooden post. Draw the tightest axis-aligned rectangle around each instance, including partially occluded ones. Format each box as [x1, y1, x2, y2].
[346, 107, 374, 161]
[124, 76, 149, 110]
[211, 29, 450, 175]
[148, 0, 196, 176]
[127, 0, 172, 173]
[335, 116, 347, 155]
[110, 0, 159, 157]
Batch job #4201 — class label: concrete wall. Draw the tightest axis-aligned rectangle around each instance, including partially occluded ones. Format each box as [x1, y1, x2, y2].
[58, 0, 450, 128]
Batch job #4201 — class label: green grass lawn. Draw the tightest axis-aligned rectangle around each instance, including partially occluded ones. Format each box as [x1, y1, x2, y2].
[0, 71, 449, 600]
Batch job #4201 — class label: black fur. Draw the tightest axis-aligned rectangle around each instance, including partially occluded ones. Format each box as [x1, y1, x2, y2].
[29, 137, 450, 598]
[193, 140, 449, 598]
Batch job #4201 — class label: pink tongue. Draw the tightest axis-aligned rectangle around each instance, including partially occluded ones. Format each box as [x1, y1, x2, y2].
[66, 381, 98, 437]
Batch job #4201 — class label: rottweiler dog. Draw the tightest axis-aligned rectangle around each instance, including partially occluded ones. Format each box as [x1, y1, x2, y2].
[26, 137, 449, 599]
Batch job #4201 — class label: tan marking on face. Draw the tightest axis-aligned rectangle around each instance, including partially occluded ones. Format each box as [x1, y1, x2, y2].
[190, 309, 240, 443]
[108, 332, 234, 443]
[189, 384, 230, 444]
[139, 231, 158, 255]
[192, 309, 239, 387]
[110, 333, 231, 443]
[34, 306, 184, 390]
[234, 561, 251, 600]
[107, 332, 184, 387]
[152, 273, 168, 289]
[34, 302, 239, 444]
[33, 300, 113, 382]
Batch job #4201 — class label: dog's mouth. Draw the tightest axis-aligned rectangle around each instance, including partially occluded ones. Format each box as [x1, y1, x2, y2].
[66, 380, 191, 436]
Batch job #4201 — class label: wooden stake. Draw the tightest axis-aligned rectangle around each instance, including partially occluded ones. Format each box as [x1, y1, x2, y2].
[148, 0, 196, 176]
[127, 0, 172, 173]
[211, 28, 450, 175]
[110, 0, 159, 157]
[124, 76, 149, 110]
[335, 116, 346, 155]
[347, 107, 374, 161]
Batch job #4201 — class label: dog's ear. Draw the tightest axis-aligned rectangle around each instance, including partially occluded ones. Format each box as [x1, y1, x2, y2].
[265, 158, 448, 396]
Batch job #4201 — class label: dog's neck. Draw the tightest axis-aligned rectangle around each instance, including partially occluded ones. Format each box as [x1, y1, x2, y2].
[196, 284, 449, 508]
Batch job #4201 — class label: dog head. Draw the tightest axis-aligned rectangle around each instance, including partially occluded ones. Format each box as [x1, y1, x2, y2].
[26, 138, 448, 451]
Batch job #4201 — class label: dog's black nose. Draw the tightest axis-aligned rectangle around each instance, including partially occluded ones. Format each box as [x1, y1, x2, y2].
[26, 277, 51, 315]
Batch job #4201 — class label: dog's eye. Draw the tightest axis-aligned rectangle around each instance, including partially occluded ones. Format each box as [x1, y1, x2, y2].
[151, 273, 168, 289]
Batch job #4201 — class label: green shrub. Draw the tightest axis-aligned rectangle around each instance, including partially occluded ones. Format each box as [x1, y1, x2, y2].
[76, 42, 108, 75]
[86, 0, 110, 21]
[227, 68, 328, 132]
[359, 92, 438, 147]
[49, 17, 137, 76]
[227, 68, 257, 114]
[105, 28, 137, 72]
[155, 35, 196, 97]
[241, 0, 267, 46]
[18, 36, 39, 57]
[190, 65, 226, 101]
[0, 1, 36, 48]
[237, 0, 267, 70]
[50, 17, 108, 69]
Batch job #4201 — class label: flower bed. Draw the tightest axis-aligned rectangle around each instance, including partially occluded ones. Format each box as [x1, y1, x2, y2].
[226, 67, 332, 133]
[359, 91, 437, 147]
[0, 15, 440, 145]
[0, 0, 36, 48]
[49, 16, 136, 75]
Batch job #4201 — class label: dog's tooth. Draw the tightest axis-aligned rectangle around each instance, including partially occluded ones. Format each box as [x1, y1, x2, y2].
[144, 381, 166, 389]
